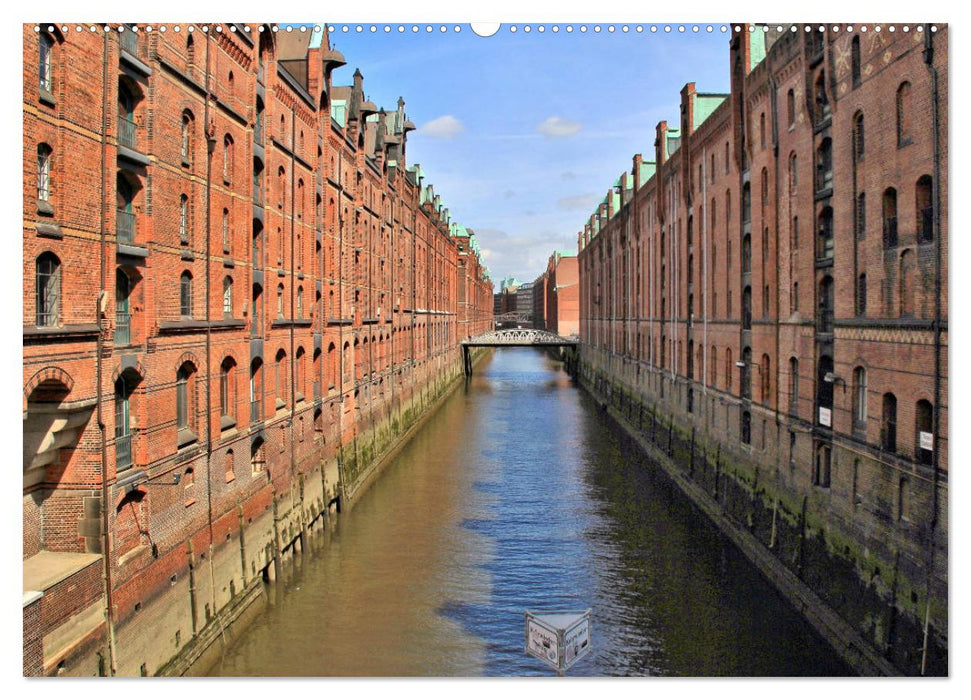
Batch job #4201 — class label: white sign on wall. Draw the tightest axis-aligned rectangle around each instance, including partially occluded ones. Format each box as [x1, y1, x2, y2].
[920, 431, 934, 451]
[525, 609, 592, 674]
[819, 407, 832, 427]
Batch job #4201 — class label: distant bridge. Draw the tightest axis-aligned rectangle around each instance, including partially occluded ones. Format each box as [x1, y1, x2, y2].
[460, 329, 579, 376]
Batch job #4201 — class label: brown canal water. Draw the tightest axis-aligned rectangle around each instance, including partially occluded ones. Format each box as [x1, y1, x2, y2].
[210, 348, 852, 677]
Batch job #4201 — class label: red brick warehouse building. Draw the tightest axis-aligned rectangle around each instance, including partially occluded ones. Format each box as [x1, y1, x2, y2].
[23, 22, 492, 676]
[577, 24, 947, 675]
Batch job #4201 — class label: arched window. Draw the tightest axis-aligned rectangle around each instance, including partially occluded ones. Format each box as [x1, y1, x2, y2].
[853, 111, 865, 163]
[786, 88, 795, 127]
[220, 357, 236, 421]
[742, 234, 751, 273]
[176, 362, 197, 442]
[225, 449, 235, 482]
[855, 192, 866, 240]
[275, 349, 288, 407]
[851, 35, 861, 87]
[759, 112, 766, 149]
[882, 188, 898, 249]
[223, 135, 234, 184]
[253, 158, 264, 205]
[741, 182, 751, 223]
[297, 179, 305, 220]
[186, 33, 195, 66]
[915, 399, 933, 465]
[856, 273, 867, 316]
[180, 271, 193, 318]
[295, 347, 305, 400]
[250, 438, 265, 475]
[853, 366, 867, 428]
[37, 143, 52, 203]
[297, 285, 304, 319]
[39, 31, 54, 93]
[788, 152, 797, 194]
[916, 175, 934, 243]
[116, 173, 137, 245]
[761, 354, 771, 404]
[180, 194, 190, 245]
[741, 346, 752, 398]
[742, 286, 752, 330]
[789, 357, 799, 416]
[882, 393, 898, 452]
[276, 283, 285, 318]
[741, 410, 752, 445]
[710, 346, 717, 386]
[897, 82, 912, 146]
[222, 207, 231, 253]
[223, 276, 233, 317]
[814, 70, 829, 121]
[181, 110, 194, 164]
[36, 252, 61, 327]
[327, 342, 337, 389]
[277, 166, 286, 209]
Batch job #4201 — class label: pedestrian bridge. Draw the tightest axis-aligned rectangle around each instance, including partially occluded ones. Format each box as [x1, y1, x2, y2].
[460, 329, 578, 376]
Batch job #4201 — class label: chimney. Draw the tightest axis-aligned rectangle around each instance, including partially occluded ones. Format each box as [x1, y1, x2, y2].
[633, 153, 643, 190]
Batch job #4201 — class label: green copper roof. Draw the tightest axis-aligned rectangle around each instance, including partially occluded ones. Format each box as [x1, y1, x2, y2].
[555, 250, 576, 258]
[610, 191, 621, 218]
[693, 95, 727, 131]
[309, 27, 324, 50]
[750, 29, 767, 71]
[639, 161, 656, 188]
[331, 100, 347, 127]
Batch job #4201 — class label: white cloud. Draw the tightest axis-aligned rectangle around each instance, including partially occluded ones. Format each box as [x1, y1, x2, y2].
[537, 116, 582, 139]
[419, 115, 465, 140]
[557, 193, 600, 211]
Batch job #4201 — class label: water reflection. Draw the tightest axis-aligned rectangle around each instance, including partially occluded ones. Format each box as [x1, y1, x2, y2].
[211, 348, 850, 677]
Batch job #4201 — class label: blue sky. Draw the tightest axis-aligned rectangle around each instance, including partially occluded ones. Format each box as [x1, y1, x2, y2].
[326, 24, 732, 284]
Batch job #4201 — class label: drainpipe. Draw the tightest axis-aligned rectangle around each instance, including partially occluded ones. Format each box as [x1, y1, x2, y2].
[702, 145, 709, 395]
[97, 27, 117, 675]
[770, 74, 781, 425]
[201, 26, 223, 642]
[289, 102, 296, 495]
[921, 23, 942, 676]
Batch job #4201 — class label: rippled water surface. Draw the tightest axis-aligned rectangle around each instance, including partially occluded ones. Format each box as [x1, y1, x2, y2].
[211, 349, 851, 677]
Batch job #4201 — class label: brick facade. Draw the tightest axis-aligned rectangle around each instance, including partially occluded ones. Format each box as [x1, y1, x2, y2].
[23, 22, 491, 676]
[577, 24, 947, 675]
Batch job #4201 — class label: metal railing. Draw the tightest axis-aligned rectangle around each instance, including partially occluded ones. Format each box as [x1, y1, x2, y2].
[118, 114, 138, 150]
[116, 433, 133, 469]
[116, 208, 135, 244]
[115, 311, 131, 346]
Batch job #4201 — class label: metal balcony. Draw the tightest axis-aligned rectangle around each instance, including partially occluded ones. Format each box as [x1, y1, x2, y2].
[116, 433, 133, 469]
[118, 115, 138, 150]
[115, 311, 131, 346]
[116, 209, 136, 244]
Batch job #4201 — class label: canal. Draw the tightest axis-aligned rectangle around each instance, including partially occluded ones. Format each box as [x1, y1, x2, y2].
[210, 348, 851, 676]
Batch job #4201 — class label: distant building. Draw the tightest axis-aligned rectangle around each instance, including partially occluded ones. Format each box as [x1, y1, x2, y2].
[532, 272, 548, 329]
[516, 282, 534, 323]
[545, 252, 579, 336]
